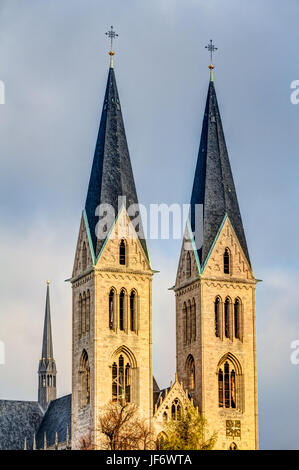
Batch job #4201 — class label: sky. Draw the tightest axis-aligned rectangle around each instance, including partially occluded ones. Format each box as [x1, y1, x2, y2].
[0, 0, 298, 450]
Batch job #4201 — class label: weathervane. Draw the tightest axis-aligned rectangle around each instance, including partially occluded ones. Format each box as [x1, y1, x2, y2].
[205, 39, 218, 81]
[105, 25, 118, 68]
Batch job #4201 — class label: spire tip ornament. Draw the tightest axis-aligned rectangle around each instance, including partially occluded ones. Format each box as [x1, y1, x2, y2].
[205, 39, 218, 81]
[105, 25, 118, 68]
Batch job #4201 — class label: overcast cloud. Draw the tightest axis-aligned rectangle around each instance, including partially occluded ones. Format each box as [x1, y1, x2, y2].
[0, 0, 298, 449]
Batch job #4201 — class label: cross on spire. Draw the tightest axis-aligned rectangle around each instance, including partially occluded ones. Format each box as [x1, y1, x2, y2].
[205, 39, 218, 81]
[105, 26, 118, 68]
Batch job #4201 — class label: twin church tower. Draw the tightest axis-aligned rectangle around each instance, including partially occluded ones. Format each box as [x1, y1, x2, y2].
[38, 34, 258, 450]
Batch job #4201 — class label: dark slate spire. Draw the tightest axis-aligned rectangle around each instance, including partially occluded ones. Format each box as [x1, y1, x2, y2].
[190, 80, 251, 267]
[41, 282, 53, 360]
[85, 66, 149, 260]
[38, 282, 56, 410]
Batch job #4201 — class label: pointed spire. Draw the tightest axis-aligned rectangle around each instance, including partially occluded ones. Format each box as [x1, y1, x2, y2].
[190, 79, 251, 267]
[38, 282, 57, 409]
[41, 281, 53, 360]
[85, 62, 149, 260]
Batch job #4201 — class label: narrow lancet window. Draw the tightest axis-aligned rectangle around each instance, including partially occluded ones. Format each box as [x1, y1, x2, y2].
[234, 299, 241, 339]
[224, 248, 230, 274]
[186, 252, 191, 278]
[119, 290, 125, 331]
[119, 239, 126, 265]
[109, 289, 115, 330]
[130, 291, 136, 332]
[215, 297, 221, 338]
[224, 298, 230, 338]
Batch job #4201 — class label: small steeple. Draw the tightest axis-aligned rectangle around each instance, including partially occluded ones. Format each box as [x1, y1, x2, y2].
[84, 35, 149, 260]
[190, 53, 250, 267]
[38, 281, 57, 410]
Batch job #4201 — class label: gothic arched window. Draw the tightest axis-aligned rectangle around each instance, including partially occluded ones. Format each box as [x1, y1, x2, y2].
[183, 303, 187, 345]
[86, 290, 90, 332]
[186, 252, 191, 278]
[119, 290, 125, 331]
[234, 298, 241, 340]
[187, 300, 192, 344]
[112, 353, 132, 404]
[119, 239, 126, 265]
[186, 355, 195, 391]
[82, 241, 87, 271]
[79, 349, 90, 407]
[215, 297, 221, 338]
[217, 354, 242, 410]
[171, 399, 182, 420]
[109, 289, 115, 330]
[79, 294, 82, 336]
[130, 290, 137, 332]
[191, 299, 196, 342]
[82, 291, 86, 333]
[224, 248, 230, 274]
[224, 298, 231, 338]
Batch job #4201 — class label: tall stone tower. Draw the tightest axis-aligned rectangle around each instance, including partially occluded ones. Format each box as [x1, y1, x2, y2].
[70, 40, 154, 449]
[174, 57, 258, 450]
[38, 281, 57, 410]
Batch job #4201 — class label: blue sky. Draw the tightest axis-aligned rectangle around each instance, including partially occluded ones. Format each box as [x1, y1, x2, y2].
[0, 0, 298, 449]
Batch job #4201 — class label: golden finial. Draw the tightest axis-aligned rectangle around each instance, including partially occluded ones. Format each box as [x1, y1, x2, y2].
[105, 26, 118, 68]
[205, 39, 218, 82]
[46, 280, 50, 285]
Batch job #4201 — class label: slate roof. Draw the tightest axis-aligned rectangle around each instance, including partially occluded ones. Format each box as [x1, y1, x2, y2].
[35, 394, 71, 449]
[85, 66, 149, 260]
[190, 80, 250, 267]
[0, 400, 43, 450]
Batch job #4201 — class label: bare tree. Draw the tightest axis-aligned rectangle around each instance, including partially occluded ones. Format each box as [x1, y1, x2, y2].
[98, 401, 154, 450]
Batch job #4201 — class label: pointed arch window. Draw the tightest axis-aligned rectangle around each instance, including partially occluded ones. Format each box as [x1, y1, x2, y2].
[86, 290, 90, 332]
[130, 290, 137, 332]
[224, 248, 230, 274]
[215, 297, 221, 338]
[224, 298, 231, 338]
[186, 355, 195, 391]
[186, 252, 191, 278]
[234, 299, 241, 340]
[82, 241, 87, 271]
[109, 289, 115, 330]
[191, 299, 196, 342]
[82, 292, 86, 333]
[79, 294, 82, 336]
[217, 355, 242, 410]
[119, 239, 126, 265]
[187, 300, 192, 344]
[183, 303, 187, 345]
[171, 399, 182, 420]
[112, 353, 132, 404]
[79, 350, 90, 407]
[119, 290, 125, 331]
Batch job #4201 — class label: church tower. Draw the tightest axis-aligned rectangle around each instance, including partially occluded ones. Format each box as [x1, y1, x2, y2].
[38, 281, 57, 410]
[174, 44, 258, 450]
[70, 29, 154, 449]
